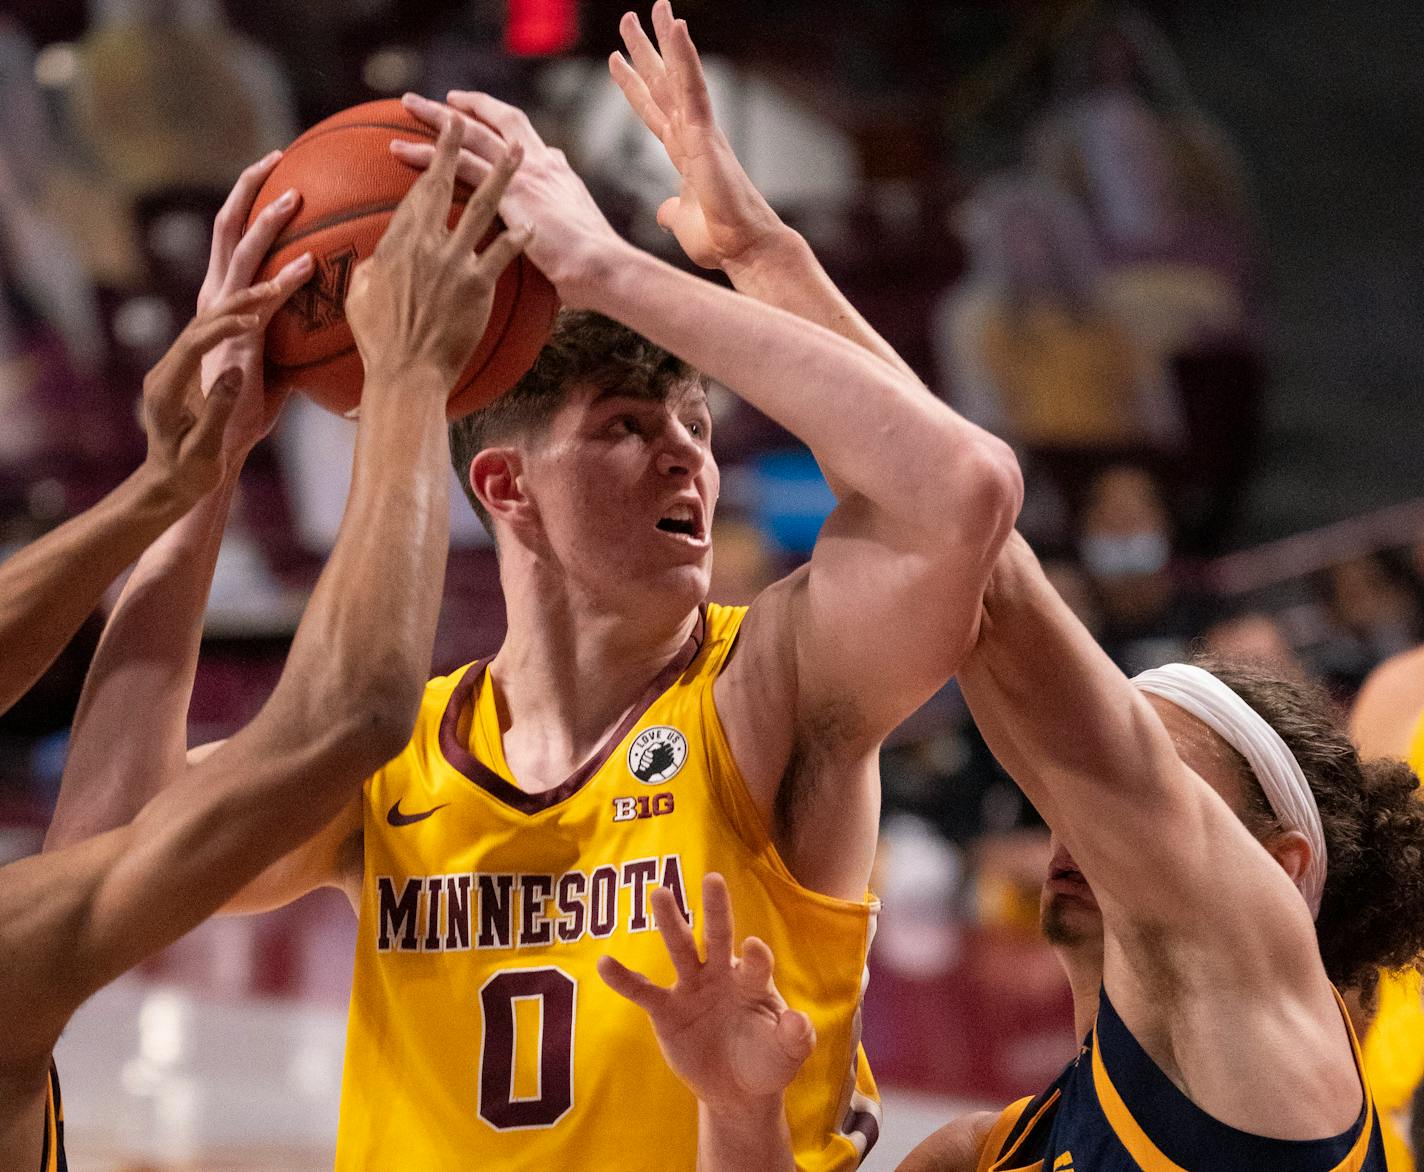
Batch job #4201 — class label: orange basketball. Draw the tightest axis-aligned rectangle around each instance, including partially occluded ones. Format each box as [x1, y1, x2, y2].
[247, 98, 558, 419]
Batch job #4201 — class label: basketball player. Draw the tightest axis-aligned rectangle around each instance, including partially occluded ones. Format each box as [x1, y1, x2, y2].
[609, 529, 1424, 1170]
[0, 120, 530, 1171]
[1351, 647, 1424, 1171]
[81, 8, 1021, 1168]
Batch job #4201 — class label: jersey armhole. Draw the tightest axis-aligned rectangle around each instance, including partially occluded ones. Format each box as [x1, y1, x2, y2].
[696, 608, 875, 914]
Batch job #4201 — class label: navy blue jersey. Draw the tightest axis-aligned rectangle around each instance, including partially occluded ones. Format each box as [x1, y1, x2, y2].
[978, 988, 1386, 1172]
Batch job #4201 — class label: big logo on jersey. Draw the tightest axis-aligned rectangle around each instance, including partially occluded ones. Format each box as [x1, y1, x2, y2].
[627, 726, 687, 784]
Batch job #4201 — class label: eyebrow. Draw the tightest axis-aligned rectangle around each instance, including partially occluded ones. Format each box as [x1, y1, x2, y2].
[590, 386, 709, 411]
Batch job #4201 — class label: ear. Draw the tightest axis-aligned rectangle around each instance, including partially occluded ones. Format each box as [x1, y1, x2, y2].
[1266, 828, 1313, 891]
[470, 447, 532, 529]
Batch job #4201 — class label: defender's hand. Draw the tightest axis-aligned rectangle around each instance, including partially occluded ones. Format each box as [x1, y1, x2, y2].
[611, 1, 784, 272]
[141, 284, 302, 506]
[394, 92, 626, 308]
[198, 151, 314, 457]
[347, 116, 530, 396]
[597, 873, 815, 1113]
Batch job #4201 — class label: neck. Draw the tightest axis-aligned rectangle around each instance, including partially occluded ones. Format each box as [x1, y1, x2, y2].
[1058, 943, 1105, 1042]
[491, 557, 700, 769]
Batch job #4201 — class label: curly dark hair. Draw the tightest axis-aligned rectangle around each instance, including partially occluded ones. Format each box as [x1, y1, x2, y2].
[1193, 654, 1424, 1002]
[448, 309, 701, 534]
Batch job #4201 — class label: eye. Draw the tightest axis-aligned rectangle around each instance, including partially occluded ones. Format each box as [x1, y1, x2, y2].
[609, 415, 641, 437]
[687, 419, 708, 440]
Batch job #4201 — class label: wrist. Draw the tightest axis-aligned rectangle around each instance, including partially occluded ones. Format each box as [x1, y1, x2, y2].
[720, 224, 807, 288]
[698, 1095, 793, 1169]
[359, 364, 455, 411]
[129, 460, 202, 522]
[554, 238, 644, 312]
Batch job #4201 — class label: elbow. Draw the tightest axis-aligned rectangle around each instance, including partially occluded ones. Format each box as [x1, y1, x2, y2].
[319, 674, 423, 775]
[952, 433, 1024, 553]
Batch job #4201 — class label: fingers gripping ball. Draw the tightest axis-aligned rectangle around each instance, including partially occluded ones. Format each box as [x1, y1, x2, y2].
[246, 99, 558, 419]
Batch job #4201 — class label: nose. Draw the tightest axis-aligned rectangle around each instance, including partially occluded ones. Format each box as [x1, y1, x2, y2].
[655, 420, 706, 480]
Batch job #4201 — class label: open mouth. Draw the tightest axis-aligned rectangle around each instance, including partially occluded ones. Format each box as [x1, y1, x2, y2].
[655, 502, 704, 541]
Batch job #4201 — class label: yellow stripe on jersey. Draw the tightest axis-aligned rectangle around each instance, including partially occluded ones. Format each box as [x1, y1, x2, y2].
[40, 1063, 62, 1172]
[336, 604, 880, 1171]
[1090, 988, 1378, 1172]
[976, 1095, 1041, 1172]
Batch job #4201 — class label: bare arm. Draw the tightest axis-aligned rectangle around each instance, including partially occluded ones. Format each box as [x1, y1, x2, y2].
[0, 299, 264, 717]
[398, 84, 1019, 896]
[897, 1112, 1001, 1172]
[608, 3, 918, 383]
[0, 122, 528, 1070]
[957, 532, 1321, 970]
[45, 153, 313, 851]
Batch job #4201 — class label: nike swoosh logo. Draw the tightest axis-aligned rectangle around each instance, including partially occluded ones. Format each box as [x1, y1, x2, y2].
[386, 799, 450, 827]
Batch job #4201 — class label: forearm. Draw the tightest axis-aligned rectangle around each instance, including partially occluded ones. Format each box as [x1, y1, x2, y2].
[47, 473, 242, 851]
[724, 227, 919, 382]
[0, 467, 186, 715]
[696, 1098, 795, 1172]
[957, 535, 1189, 863]
[586, 247, 1018, 532]
[271, 372, 450, 734]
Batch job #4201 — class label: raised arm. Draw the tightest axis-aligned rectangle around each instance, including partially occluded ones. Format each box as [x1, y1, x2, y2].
[404, 87, 1019, 895]
[0, 292, 275, 716]
[46, 152, 313, 851]
[957, 532, 1321, 969]
[608, 2, 918, 380]
[0, 122, 529, 1072]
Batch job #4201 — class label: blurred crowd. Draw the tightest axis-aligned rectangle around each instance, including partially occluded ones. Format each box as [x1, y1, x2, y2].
[0, 1, 1421, 965]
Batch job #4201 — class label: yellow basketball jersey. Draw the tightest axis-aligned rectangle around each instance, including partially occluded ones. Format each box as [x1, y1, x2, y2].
[336, 604, 881, 1170]
[1360, 708, 1424, 1172]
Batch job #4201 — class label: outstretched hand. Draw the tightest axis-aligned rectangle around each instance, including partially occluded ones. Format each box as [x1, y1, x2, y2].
[597, 873, 815, 1113]
[610, 1, 784, 272]
[198, 151, 314, 458]
[393, 91, 628, 308]
[140, 281, 304, 507]
[347, 115, 530, 396]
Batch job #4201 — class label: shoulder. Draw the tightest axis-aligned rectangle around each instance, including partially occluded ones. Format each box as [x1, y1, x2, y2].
[1351, 645, 1424, 759]
[898, 1109, 1008, 1172]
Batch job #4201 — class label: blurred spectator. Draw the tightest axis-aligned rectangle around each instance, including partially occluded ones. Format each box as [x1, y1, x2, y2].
[1021, 4, 1263, 552]
[1031, 5, 1256, 289]
[1311, 553, 1424, 693]
[65, 0, 295, 202]
[936, 177, 1174, 461]
[1075, 463, 1215, 675]
[1202, 610, 1311, 683]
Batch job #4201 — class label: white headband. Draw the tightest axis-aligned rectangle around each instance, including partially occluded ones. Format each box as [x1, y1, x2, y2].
[1132, 663, 1327, 918]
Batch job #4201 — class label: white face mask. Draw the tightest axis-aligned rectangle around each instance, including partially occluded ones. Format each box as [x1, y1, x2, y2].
[1078, 531, 1170, 579]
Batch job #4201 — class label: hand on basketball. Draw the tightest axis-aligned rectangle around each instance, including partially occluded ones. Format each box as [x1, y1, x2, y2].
[347, 116, 531, 396]
[141, 284, 304, 506]
[597, 873, 815, 1113]
[199, 151, 315, 457]
[394, 92, 627, 308]
[611, 2, 784, 273]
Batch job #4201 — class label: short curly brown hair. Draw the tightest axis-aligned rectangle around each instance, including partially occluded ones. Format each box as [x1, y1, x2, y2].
[448, 309, 701, 534]
[1193, 654, 1424, 1002]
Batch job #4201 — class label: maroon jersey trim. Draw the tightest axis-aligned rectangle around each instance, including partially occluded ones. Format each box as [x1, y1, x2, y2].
[437, 608, 707, 814]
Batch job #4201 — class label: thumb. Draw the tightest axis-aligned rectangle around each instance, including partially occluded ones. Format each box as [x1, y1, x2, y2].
[656, 196, 680, 233]
[189, 367, 242, 455]
[775, 1008, 815, 1067]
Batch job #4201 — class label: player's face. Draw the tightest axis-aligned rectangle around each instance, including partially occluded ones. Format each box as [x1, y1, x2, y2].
[523, 379, 718, 616]
[1040, 835, 1102, 950]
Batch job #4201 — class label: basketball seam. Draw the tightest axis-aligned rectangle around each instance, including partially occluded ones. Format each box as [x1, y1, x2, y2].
[259, 118, 442, 251]
[268, 255, 526, 388]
